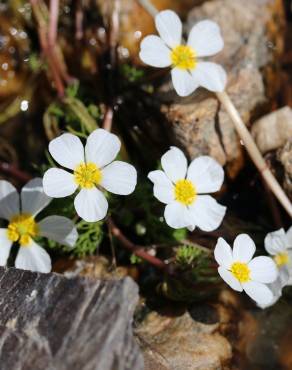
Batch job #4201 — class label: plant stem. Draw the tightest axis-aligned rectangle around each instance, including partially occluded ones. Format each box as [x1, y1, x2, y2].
[137, 0, 158, 17]
[107, 218, 169, 272]
[0, 163, 32, 183]
[217, 91, 292, 218]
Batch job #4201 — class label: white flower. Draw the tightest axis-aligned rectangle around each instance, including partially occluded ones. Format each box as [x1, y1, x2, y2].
[43, 128, 137, 222]
[0, 178, 78, 273]
[259, 227, 292, 308]
[214, 234, 278, 306]
[139, 9, 227, 97]
[148, 146, 226, 231]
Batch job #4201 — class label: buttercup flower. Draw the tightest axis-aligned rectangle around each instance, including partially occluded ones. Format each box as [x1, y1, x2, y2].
[148, 146, 226, 231]
[43, 128, 137, 222]
[0, 178, 78, 273]
[264, 227, 292, 286]
[139, 9, 226, 96]
[214, 234, 278, 306]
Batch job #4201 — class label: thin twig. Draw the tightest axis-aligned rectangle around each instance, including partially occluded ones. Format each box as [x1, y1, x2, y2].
[137, 0, 158, 17]
[0, 163, 32, 183]
[217, 91, 292, 218]
[102, 106, 114, 131]
[107, 218, 169, 272]
[48, 0, 59, 47]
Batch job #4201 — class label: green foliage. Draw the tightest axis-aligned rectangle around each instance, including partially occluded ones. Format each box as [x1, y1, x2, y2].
[130, 253, 142, 264]
[112, 180, 187, 245]
[70, 220, 104, 257]
[176, 244, 204, 267]
[121, 64, 144, 83]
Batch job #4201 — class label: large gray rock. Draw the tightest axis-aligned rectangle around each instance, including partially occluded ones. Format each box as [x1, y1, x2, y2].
[0, 267, 143, 370]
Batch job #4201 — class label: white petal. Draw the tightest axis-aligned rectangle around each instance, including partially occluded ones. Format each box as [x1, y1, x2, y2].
[171, 68, 199, 97]
[242, 281, 274, 306]
[187, 20, 224, 57]
[21, 178, 51, 217]
[74, 188, 108, 222]
[49, 133, 84, 170]
[139, 35, 171, 67]
[85, 129, 121, 168]
[257, 279, 282, 309]
[264, 228, 287, 255]
[43, 168, 77, 198]
[0, 229, 12, 266]
[38, 216, 78, 248]
[218, 267, 243, 292]
[155, 10, 182, 48]
[278, 267, 289, 287]
[148, 170, 174, 204]
[286, 226, 292, 248]
[214, 237, 233, 269]
[161, 146, 187, 183]
[101, 161, 137, 195]
[187, 156, 224, 194]
[164, 202, 192, 229]
[248, 256, 278, 284]
[191, 62, 227, 92]
[15, 239, 51, 273]
[188, 195, 226, 231]
[233, 234, 256, 263]
[0, 180, 20, 220]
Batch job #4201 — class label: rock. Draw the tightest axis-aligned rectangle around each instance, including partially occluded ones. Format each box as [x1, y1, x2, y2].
[252, 106, 292, 153]
[0, 267, 143, 370]
[159, 0, 285, 178]
[277, 139, 292, 200]
[136, 290, 239, 370]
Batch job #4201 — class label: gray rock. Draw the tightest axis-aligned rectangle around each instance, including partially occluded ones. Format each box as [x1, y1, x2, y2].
[0, 267, 143, 370]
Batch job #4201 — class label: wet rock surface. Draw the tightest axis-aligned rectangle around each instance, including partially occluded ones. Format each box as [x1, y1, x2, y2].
[0, 267, 143, 370]
[159, 0, 285, 178]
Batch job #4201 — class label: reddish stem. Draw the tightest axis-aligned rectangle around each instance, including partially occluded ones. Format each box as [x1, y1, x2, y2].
[102, 106, 114, 131]
[0, 163, 32, 183]
[108, 218, 169, 272]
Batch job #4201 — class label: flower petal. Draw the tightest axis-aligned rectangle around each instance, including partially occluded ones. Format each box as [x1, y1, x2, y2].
[187, 20, 224, 57]
[155, 10, 182, 48]
[264, 228, 287, 255]
[0, 229, 12, 266]
[191, 62, 227, 92]
[278, 266, 289, 287]
[188, 195, 226, 231]
[286, 226, 292, 248]
[161, 146, 187, 183]
[257, 279, 282, 309]
[0, 180, 20, 220]
[233, 234, 256, 263]
[85, 128, 121, 168]
[38, 216, 78, 248]
[15, 239, 51, 273]
[218, 267, 243, 292]
[248, 256, 278, 284]
[49, 133, 84, 170]
[242, 281, 274, 306]
[43, 168, 77, 198]
[187, 156, 224, 194]
[21, 178, 51, 217]
[101, 161, 137, 195]
[164, 201, 192, 229]
[214, 237, 233, 269]
[171, 68, 199, 97]
[148, 170, 174, 204]
[139, 35, 171, 67]
[74, 188, 108, 222]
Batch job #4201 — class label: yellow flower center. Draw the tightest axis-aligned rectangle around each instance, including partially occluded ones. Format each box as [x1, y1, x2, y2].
[174, 179, 197, 205]
[170, 45, 197, 70]
[74, 162, 102, 189]
[7, 213, 39, 246]
[274, 252, 289, 267]
[230, 262, 251, 283]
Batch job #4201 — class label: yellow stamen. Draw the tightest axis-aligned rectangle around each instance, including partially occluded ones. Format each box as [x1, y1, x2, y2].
[174, 179, 197, 205]
[274, 252, 289, 267]
[7, 213, 38, 246]
[230, 262, 250, 283]
[74, 162, 102, 189]
[171, 45, 197, 70]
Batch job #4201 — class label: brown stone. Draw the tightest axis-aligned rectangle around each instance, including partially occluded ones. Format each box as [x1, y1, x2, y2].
[277, 139, 292, 200]
[159, 0, 285, 178]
